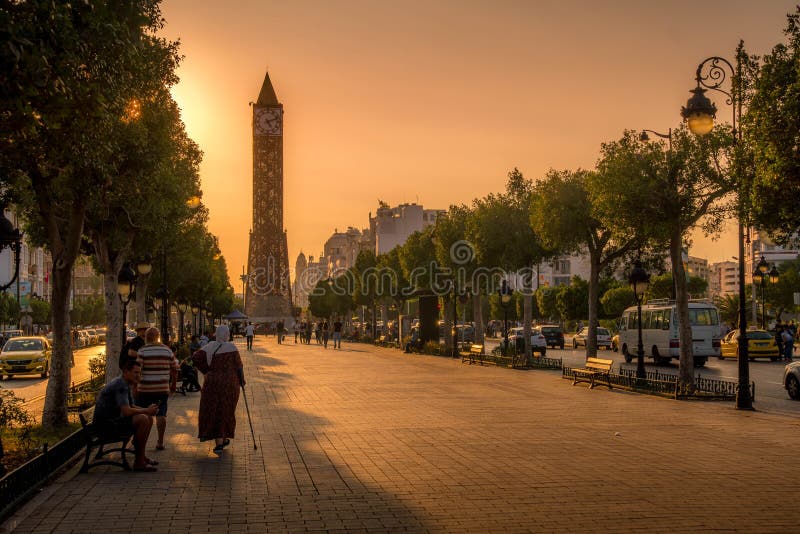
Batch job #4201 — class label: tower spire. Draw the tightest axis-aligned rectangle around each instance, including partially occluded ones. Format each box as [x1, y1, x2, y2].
[256, 71, 279, 106]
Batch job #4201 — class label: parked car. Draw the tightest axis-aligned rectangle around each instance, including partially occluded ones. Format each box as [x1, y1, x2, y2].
[573, 326, 612, 349]
[0, 336, 51, 379]
[719, 329, 779, 361]
[94, 328, 107, 343]
[539, 325, 564, 349]
[499, 327, 547, 355]
[74, 330, 89, 348]
[784, 361, 800, 400]
[84, 329, 99, 346]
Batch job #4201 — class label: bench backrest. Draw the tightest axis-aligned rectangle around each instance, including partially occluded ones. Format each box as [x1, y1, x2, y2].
[470, 344, 484, 353]
[585, 357, 613, 371]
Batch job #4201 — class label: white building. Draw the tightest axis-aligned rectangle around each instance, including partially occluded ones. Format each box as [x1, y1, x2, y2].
[369, 203, 444, 255]
[747, 229, 799, 273]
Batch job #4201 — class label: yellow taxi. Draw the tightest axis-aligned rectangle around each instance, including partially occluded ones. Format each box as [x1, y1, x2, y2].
[0, 336, 51, 379]
[719, 329, 779, 361]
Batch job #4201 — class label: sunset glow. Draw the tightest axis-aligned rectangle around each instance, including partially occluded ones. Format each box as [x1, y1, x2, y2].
[159, 0, 797, 285]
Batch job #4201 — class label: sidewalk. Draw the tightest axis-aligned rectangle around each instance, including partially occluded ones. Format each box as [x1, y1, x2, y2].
[3, 335, 800, 532]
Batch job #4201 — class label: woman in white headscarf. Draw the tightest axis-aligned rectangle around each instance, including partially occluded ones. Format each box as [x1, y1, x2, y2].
[192, 324, 245, 454]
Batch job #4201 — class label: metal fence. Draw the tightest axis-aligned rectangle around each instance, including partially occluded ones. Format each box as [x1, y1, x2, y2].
[562, 366, 754, 400]
[0, 426, 86, 522]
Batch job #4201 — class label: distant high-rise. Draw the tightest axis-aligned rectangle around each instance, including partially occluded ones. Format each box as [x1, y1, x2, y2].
[244, 72, 292, 321]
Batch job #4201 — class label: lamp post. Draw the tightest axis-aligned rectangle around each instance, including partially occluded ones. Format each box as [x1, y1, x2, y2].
[0, 208, 22, 477]
[177, 299, 188, 345]
[499, 280, 513, 356]
[191, 303, 200, 336]
[639, 128, 673, 151]
[117, 263, 136, 346]
[628, 260, 650, 380]
[682, 55, 753, 409]
[155, 247, 169, 344]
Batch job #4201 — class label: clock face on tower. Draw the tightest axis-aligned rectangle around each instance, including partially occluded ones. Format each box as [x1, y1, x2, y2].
[254, 107, 282, 136]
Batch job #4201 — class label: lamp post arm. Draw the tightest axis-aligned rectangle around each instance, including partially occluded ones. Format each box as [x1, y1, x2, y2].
[695, 56, 738, 138]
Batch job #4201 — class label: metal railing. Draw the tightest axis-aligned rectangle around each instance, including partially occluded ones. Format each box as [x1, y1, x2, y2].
[0, 426, 86, 522]
[562, 366, 753, 400]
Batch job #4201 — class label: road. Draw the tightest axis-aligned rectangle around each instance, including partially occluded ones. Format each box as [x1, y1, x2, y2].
[483, 333, 800, 415]
[7, 335, 799, 420]
[0, 344, 106, 421]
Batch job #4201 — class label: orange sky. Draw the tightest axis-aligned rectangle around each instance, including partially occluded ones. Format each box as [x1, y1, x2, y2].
[159, 0, 797, 287]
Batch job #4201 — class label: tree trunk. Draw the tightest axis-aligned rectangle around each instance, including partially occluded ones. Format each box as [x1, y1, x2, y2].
[40, 195, 86, 430]
[102, 272, 124, 382]
[473, 293, 484, 349]
[586, 252, 601, 359]
[443, 297, 453, 352]
[41, 261, 73, 428]
[670, 228, 695, 393]
[523, 293, 532, 362]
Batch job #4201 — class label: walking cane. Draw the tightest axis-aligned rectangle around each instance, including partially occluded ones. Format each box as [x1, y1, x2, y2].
[241, 384, 258, 450]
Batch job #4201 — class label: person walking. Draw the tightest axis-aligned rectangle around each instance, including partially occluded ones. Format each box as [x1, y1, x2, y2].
[192, 324, 245, 455]
[322, 320, 329, 349]
[294, 323, 299, 344]
[245, 321, 254, 351]
[305, 321, 312, 345]
[136, 327, 179, 451]
[332, 317, 342, 349]
[277, 319, 284, 344]
[782, 327, 794, 361]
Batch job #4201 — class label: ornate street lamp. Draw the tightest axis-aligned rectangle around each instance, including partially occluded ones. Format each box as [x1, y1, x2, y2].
[682, 55, 753, 410]
[752, 267, 764, 329]
[0, 210, 23, 293]
[191, 303, 200, 336]
[0, 208, 22, 476]
[629, 260, 650, 380]
[499, 280, 513, 357]
[639, 128, 673, 151]
[117, 263, 136, 345]
[177, 299, 188, 345]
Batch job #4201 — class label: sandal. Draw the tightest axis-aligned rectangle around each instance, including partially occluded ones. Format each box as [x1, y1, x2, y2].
[146, 458, 159, 466]
[155, 444, 166, 451]
[213, 445, 224, 455]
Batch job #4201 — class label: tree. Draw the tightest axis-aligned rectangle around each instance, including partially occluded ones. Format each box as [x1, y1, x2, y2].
[600, 286, 635, 320]
[0, 0, 179, 428]
[535, 287, 559, 322]
[744, 8, 800, 240]
[0, 292, 20, 329]
[89, 90, 201, 381]
[596, 129, 733, 388]
[30, 299, 51, 326]
[555, 277, 589, 324]
[471, 169, 547, 360]
[531, 169, 641, 358]
[646, 274, 709, 300]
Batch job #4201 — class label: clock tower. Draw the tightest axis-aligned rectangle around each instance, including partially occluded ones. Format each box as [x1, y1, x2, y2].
[245, 72, 292, 322]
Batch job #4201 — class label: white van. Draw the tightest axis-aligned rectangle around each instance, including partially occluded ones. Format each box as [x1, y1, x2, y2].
[617, 299, 721, 367]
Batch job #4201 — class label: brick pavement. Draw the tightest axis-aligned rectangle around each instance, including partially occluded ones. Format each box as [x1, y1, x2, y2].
[3, 336, 800, 533]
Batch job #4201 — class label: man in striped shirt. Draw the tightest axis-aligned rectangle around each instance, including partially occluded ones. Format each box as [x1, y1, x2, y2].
[136, 327, 179, 451]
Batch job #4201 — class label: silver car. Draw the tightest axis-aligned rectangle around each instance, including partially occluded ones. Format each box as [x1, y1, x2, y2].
[784, 361, 800, 400]
[573, 326, 612, 349]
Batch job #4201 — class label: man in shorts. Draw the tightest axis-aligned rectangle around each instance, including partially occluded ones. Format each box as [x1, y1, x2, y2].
[136, 327, 179, 451]
[93, 359, 159, 471]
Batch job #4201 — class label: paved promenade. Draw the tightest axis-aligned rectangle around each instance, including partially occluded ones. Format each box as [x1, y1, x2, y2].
[3, 336, 800, 533]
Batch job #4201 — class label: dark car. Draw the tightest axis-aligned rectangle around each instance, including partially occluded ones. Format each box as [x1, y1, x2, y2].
[539, 325, 564, 349]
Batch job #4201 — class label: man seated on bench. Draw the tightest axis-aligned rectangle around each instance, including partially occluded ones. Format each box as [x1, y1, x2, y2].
[93, 359, 159, 472]
[404, 329, 421, 353]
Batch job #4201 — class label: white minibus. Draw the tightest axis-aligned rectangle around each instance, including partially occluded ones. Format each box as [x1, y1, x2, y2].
[617, 299, 721, 367]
